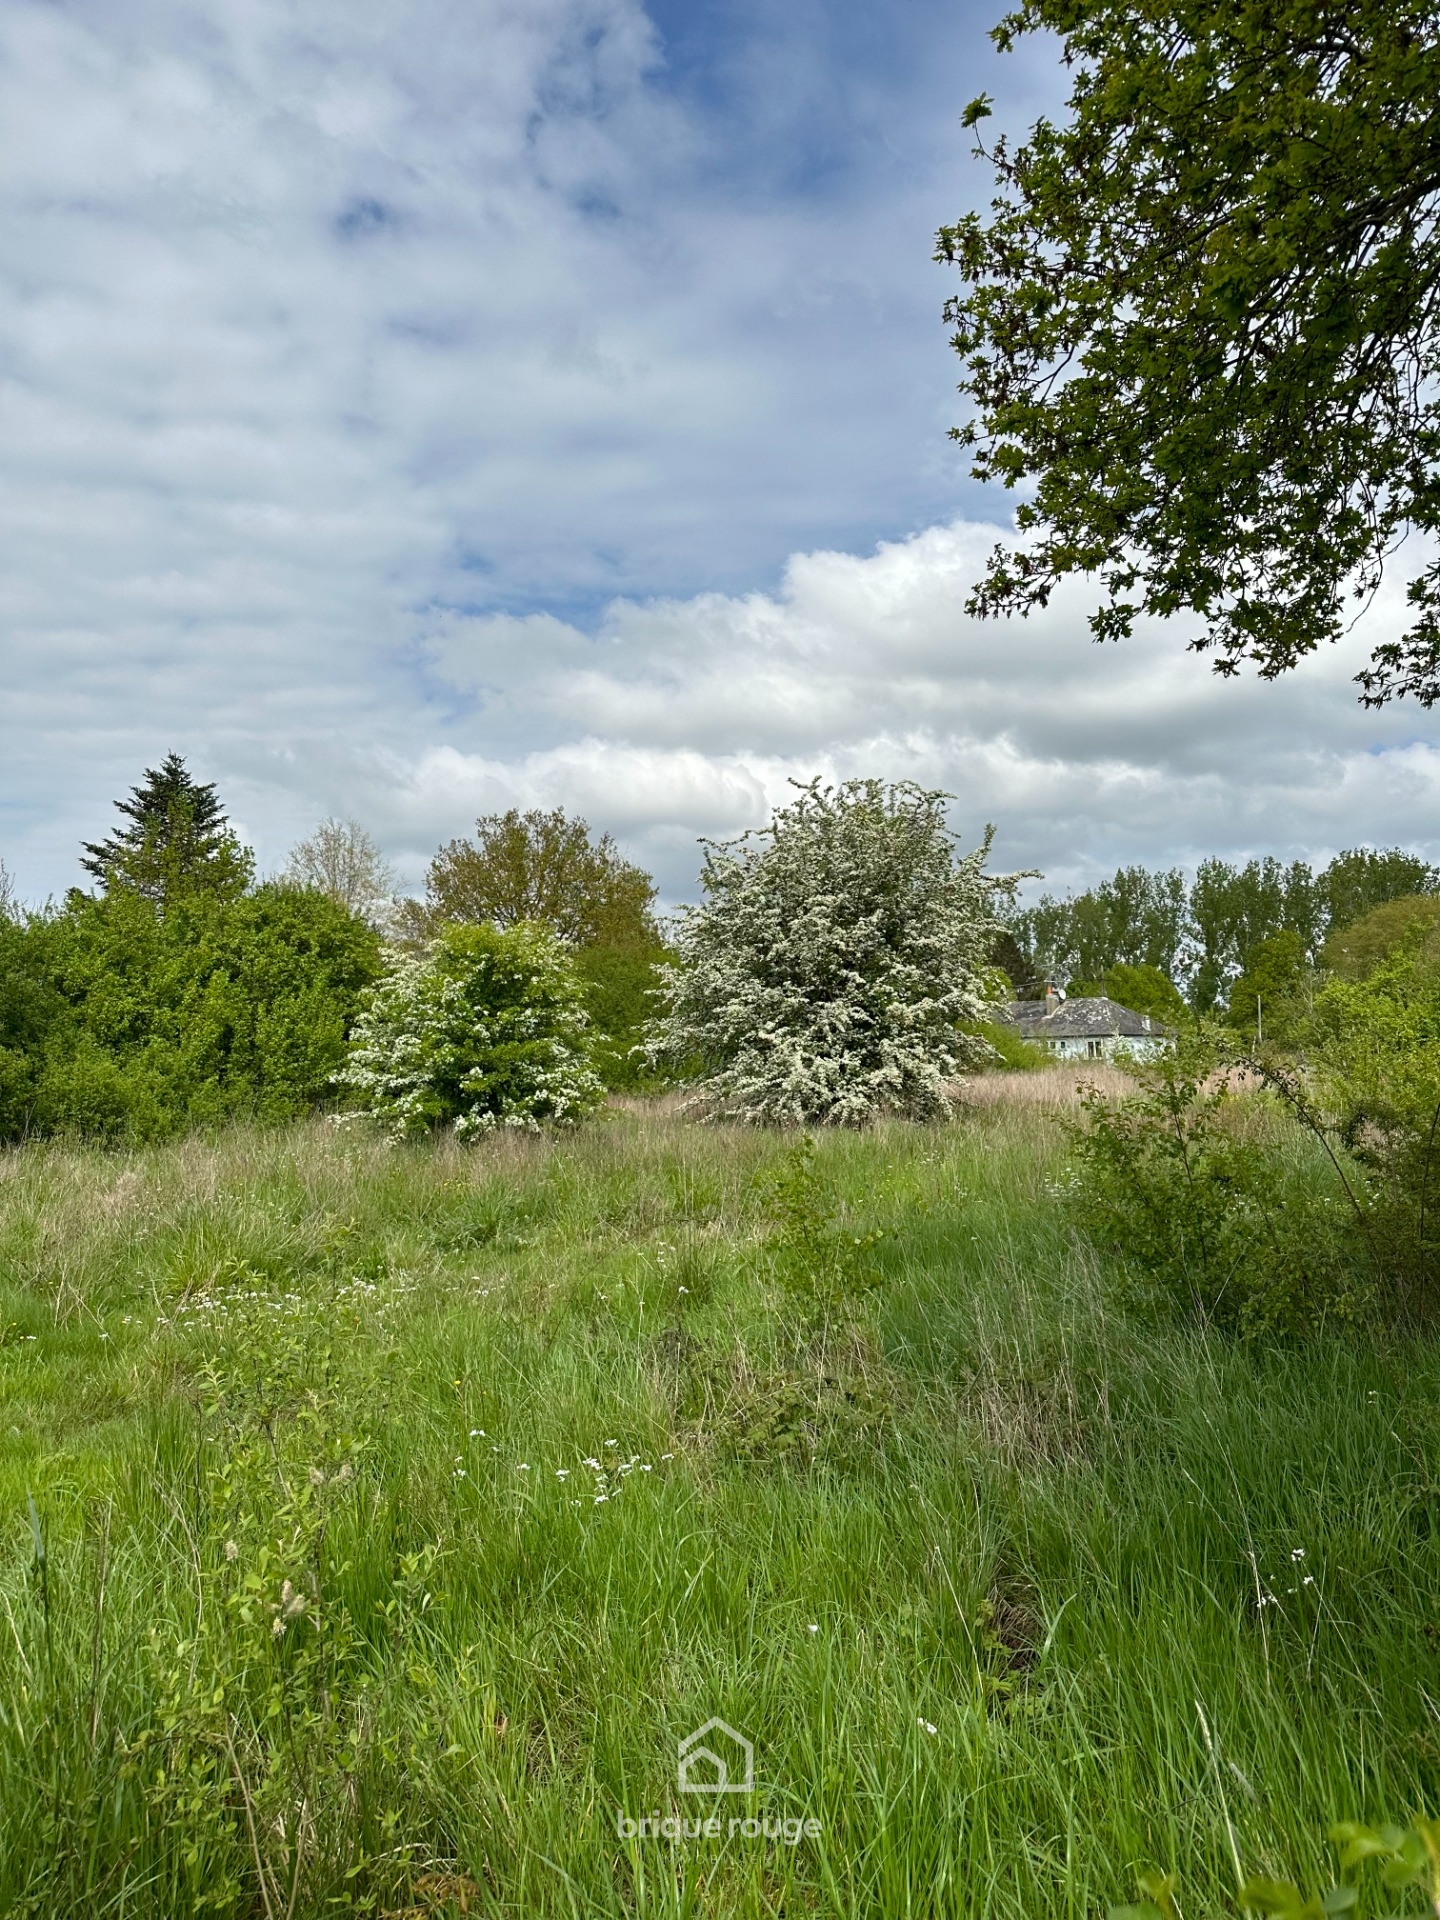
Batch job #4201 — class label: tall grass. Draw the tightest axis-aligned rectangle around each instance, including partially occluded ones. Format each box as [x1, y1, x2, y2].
[0, 1104, 1435, 1916]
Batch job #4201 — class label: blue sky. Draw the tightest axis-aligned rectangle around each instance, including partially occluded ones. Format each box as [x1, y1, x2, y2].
[1, 0, 1436, 907]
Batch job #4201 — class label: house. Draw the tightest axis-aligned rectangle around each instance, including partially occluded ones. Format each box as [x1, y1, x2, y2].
[1002, 987, 1173, 1062]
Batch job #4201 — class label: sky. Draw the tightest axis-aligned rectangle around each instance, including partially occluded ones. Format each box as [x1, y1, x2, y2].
[2, 0, 1438, 910]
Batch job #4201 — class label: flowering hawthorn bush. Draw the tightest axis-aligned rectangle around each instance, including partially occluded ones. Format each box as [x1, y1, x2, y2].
[336, 920, 603, 1139]
[647, 779, 1014, 1124]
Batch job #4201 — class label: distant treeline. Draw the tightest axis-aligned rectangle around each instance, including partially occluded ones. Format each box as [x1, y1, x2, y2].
[1002, 848, 1437, 1010]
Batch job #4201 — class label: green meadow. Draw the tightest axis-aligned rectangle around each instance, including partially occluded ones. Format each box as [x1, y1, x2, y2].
[0, 1087, 1435, 1917]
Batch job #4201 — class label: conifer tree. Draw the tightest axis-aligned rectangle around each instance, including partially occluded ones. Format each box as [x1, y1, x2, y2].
[81, 753, 252, 906]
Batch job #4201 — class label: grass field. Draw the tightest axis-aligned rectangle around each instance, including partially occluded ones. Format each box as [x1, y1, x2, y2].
[0, 1082, 1437, 1917]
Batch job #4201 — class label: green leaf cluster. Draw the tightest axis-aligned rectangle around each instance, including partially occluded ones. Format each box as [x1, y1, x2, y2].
[336, 920, 605, 1140]
[941, 0, 1440, 704]
[1066, 1029, 1371, 1334]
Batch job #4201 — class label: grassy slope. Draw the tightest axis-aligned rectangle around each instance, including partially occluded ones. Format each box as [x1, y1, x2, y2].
[0, 1101, 1436, 1917]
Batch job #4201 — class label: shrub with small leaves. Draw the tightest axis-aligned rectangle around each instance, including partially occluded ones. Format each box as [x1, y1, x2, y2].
[336, 919, 604, 1139]
[1067, 1029, 1370, 1336]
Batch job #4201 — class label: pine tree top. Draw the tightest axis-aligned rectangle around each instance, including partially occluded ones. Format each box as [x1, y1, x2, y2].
[81, 753, 251, 904]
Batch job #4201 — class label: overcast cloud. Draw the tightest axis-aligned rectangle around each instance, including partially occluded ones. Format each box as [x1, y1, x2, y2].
[2, 0, 1436, 908]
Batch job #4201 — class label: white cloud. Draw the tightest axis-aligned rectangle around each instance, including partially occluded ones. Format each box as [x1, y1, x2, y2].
[388, 520, 1440, 902]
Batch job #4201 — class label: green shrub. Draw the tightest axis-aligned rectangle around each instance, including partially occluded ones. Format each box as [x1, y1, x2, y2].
[1321, 892, 1440, 981]
[573, 942, 670, 1090]
[970, 1018, 1048, 1070]
[0, 886, 380, 1143]
[759, 1133, 884, 1315]
[337, 919, 604, 1139]
[1066, 1032, 1369, 1335]
[1307, 950, 1440, 1304]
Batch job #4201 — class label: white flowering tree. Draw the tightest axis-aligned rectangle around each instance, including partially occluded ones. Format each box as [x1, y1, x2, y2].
[336, 921, 604, 1139]
[647, 779, 1015, 1124]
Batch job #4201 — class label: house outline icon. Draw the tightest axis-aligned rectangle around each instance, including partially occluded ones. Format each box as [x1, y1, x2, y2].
[677, 1718, 754, 1794]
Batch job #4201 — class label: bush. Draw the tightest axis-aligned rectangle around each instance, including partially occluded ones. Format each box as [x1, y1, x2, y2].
[573, 942, 671, 1091]
[1307, 949, 1440, 1304]
[0, 886, 380, 1143]
[337, 920, 604, 1139]
[647, 778, 1014, 1124]
[970, 1018, 1048, 1070]
[1321, 892, 1440, 980]
[1066, 1032, 1370, 1336]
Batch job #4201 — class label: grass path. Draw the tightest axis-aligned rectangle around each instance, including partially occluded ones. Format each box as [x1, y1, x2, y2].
[0, 1103, 1435, 1916]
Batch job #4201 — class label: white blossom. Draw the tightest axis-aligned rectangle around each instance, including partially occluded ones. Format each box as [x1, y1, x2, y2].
[335, 919, 604, 1140]
[647, 778, 1018, 1124]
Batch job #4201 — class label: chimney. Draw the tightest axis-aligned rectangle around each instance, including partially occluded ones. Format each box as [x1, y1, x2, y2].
[1043, 983, 1062, 1015]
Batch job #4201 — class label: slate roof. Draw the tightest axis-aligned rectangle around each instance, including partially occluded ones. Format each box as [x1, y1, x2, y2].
[1003, 995, 1169, 1040]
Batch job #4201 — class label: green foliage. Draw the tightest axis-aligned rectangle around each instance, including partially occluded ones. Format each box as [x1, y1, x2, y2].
[972, 1017, 1048, 1070]
[940, 0, 1440, 706]
[1322, 894, 1440, 981]
[1226, 930, 1308, 1039]
[81, 753, 253, 906]
[337, 919, 604, 1139]
[401, 806, 658, 951]
[572, 941, 671, 1091]
[649, 778, 1015, 1124]
[1067, 1033, 1369, 1335]
[0, 886, 380, 1143]
[393, 811, 663, 1094]
[1012, 866, 1189, 987]
[1321, 848, 1439, 931]
[1189, 859, 1324, 1013]
[1066, 963, 1188, 1026]
[759, 1134, 884, 1314]
[1111, 1819, 1440, 1918]
[1011, 848, 1435, 1011]
[1308, 952, 1440, 1301]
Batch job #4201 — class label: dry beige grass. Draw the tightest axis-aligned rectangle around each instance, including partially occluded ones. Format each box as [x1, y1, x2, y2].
[950, 1063, 1137, 1109]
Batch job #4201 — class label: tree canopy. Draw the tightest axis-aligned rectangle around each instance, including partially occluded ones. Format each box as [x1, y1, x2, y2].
[1011, 845, 1437, 1009]
[939, 0, 1440, 704]
[285, 818, 396, 923]
[405, 808, 658, 952]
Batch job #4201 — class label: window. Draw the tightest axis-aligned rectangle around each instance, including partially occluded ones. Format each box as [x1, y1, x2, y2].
[1086, 1039, 1104, 1059]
